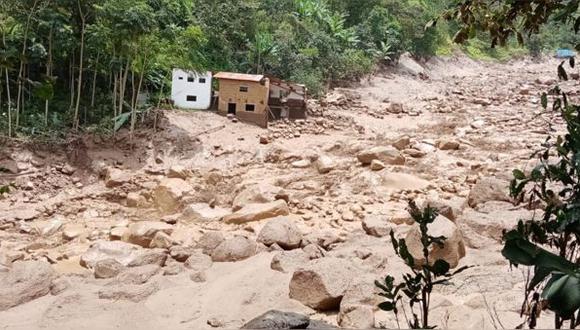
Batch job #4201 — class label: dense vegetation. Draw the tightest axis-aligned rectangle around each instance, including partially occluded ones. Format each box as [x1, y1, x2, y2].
[0, 0, 575, 138]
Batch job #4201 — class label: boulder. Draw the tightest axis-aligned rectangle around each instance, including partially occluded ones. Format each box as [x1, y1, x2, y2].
[34, 218, 63, 237]
[196, 231, 226, 256]
[271, 250, 310, 273]
[460, 206, 534, 243]
[105, 168, 132, 188]
[392, 136, 411, 150]
[223, 200, 290, 225]
[0, 261, 57, 311]
[122, 221, 174, 248]
[362, 215, 393, 238]
[467, 177, 511, 208]
[81, 241, 167, 268]
[182, 203, 231, 223]
[169, 246, 196, 262]
[437, 138, 460, 150]
[126, 192, 147, 208]
[370, 160, 386, 171]
[149, 231, 174, 249]
[62, 223, 86, 241]
[211, 236, 257, 262]
[126, 249, 168, 268]
[289, 257, 359, 311]
[241, 310, 310, 329]
[422, 199, 463, 222]
[232, 184, 284, 211]
[98, 282, 159, 303]
[257, 216, 302, 249]
[405, 215, 466, 268]
[337, 305, 374, 329]
[357, 146, 405, 166]
[94, 259, 125, 279]
[184, 250, 213, 272]
[291, 159, 311, 169]
[316, 156, 335, 174]
[153, 178, 191, 212]
[116, 265, 161, 285]
[167, 165, 191, 180]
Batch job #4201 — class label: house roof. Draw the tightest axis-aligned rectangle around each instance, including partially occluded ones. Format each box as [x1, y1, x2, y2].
[214, 72, 265, 82]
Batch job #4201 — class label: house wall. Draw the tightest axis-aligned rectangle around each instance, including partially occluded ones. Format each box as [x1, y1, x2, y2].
[217, 78, 269, 128]
[171, 69, 212, 109]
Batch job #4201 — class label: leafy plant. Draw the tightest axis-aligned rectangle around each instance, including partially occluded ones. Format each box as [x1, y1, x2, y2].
[376, 201, 469, 329]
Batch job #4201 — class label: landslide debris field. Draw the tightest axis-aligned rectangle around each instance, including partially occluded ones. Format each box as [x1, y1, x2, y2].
[0, 56, 569, 329]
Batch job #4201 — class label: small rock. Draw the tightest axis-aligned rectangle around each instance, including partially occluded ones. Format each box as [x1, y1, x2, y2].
[362, 215, 392, 238]
[257, 216, 303, 250]
[211, 236, 257, 262]
[122, 221, 174, 248]
[241, 310, 310, 329]
[167, 165, 191, 180]
[149, 231, 174, 249]
[94, 259, 125, 279]
[370, 160, 385, 171]
[316, 156, 335, 174]
[190, 271, 207, 283]
[184, 250, 213, 272]
[223, 200, 290, 225]
[197, 231, 226, 256]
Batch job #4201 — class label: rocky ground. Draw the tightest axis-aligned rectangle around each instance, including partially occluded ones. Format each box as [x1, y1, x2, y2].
[0, 54, 572, 329]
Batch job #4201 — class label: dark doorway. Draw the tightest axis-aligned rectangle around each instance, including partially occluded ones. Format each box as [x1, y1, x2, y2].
[228, 103, 237, 114]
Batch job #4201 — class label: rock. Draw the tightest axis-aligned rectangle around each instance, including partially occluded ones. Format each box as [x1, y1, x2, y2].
[259, 136, 270, 145]
[50, 278, 70, 296]
[289, 257, 359, 311]
[60, 164, 76, 175]
[94, 259, 125, 279]
[81, 241, 167, 268]
[116, 265, 161, 284]
[0, 261, 57, 311]
[388, 103, 404, 114]
[184, 250, 213, 271]
[337, 305, 374, 329]
[316, 156, 335, 174]
[163, 262, 185, 276]
[467, 177, 511, 208]
[190, 271, 207, 283]
[105, 168, 132, 188]
[460, 206, 534, 243]
[223, 200, 290, 225]
[149, 231, 174, 249]
[169, 246, 196, 262]
[362, 215, 393, 238]
[126, 249, 168, 268]
[241, 310, 310, 329]
[109, 227, 127, 240]
[197, 231, 226, 256]
[232, 184, 284, 211]
[211, 236, 257, 262]
[422, 199, 462, 222]
[62, 224, 85, 241]
[153, 178, 191, 212]
[437, 138, 460, 150]
[167, 165, 191, 180]
[98, 282, 159, 303]
[392, 136, 411, 150]
[405, 215, 466, 268]
[370, 160, 386, 171]
[121, 221, 174, 248]
[291, 159, 311, 168]
[126, 192, 147, 208]
[271, 250, 310, 273]
[34, 218, 63, 237]
[357, 146, 405, 166]
[257, 216, 303, 250]
[182, 203, 231, 223]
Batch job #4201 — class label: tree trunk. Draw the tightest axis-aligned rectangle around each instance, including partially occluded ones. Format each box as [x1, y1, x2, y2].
[4, 69, 11, 137]
[90, 52, 100, 108]
[15, 0, 39, 129]
[69, 55, 75, 111]
[73, 0, 86, 131]
[45, 27, 53, 126]
[112, 71, 118, 117]
[131, 56, 147, 140]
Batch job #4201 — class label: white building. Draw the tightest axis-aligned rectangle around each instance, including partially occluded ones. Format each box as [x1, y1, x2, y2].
[171, 69, 212, 109]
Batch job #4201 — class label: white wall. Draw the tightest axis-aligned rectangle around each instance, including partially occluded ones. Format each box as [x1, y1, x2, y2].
[171, 69, 212, 109]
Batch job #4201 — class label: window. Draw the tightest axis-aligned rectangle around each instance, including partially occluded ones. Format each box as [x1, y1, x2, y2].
[199, 78, 206, 84]
[245, 104, 255, 112]
[187, 77, 194, 82]
[186, 95, 197, 102]
[240, 86, 248, 92]
[178, 77, 183, 80]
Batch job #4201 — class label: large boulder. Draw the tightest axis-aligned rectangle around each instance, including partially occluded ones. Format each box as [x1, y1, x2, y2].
[257, 216, 302, 250]
[289, 257, 359, 311]
[153, 178, 191, 212]
[105, 168, 132, 188]
[94, 259, 125, 279]
[467, 177, 511, 208]
[0, 261, 57, 311]
[241, 310, 310, 329]
[223, 200, 290, 225]
[80, 241, 167, 268]
[271, 250, 310, 273]
[405, 215, 466, 268]
[196, 231, 226, 256]
[362, 215, 393, 238]
[211, 236, 257, 262]
[357, 146, 405, 166]
[232, 184, 284, 211]
[184, 250, 213, 272]
[121, 221, 174, 248]
[460, 205, 534, 243]
[182, 203, 231, 223]
[98, 282, 159, 303]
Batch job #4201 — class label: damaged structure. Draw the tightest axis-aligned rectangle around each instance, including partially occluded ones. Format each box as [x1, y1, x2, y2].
[268, 76, 308, 121]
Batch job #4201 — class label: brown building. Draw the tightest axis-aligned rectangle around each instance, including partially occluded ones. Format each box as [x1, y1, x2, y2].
[214, 72, 270, 128]
[268, 76, 307, 120]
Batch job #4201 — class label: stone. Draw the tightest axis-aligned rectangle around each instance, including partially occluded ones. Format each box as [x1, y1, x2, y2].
[211, 236, 257, 262]
[223, 200, 290, 225]
[190, 271, 207, 283]
[259, 136, 270, 144]
[357, 146, 405, 166]
[460, 206, 534, 243]
[94, 259, 125, 279]
[232, 184, 284, 211]
[126, 250, 168, 268]
[197, 231, 226, 256]
[0, 261, 57, 311]
[50, 278, 70, 296]
[392, 136, 411, 150]
[289, 257, 359, 311]
[337, 305, 374, 329]
[163, 262, 185, 276]
[149, 231, 174, 249]
[467, 177, 511, 208]
[81, 241, 143, 268]
[362, 215, 393, 238]
[116, 265, 161, 284]
[98, 282, 159, 303]
[405, 215, 466, 268]
[370, 160, 386, 171]
[271, 250, 310, 273]
[182, 203, 231, 223]
[105, 168, 132, 188]
[291, 159, 311, 168]
[109, 227, 127, 240]
[257, 216, 303, 250]
[153, 178, 191, 212]
[126, 192, 147, 208]
[316, 156, 335, 174]
[169, 246, 196, 262]
[437, 138, 460, 150]
[62, 224, 85, 241]
[422, 199, 462, 222]
[121, 221, 174, 248]
[34, 218, 63, 237]
[184, 250, 213, 272]
[167, 165, 191, 180]
[241, 310, 310, 329]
